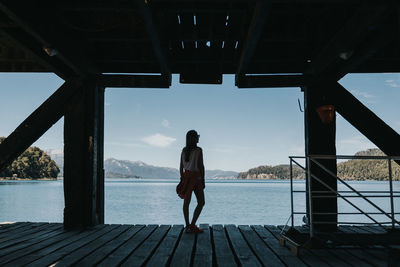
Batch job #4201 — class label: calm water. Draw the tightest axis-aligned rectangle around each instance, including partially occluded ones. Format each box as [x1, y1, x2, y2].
[0, 179, 398, 225]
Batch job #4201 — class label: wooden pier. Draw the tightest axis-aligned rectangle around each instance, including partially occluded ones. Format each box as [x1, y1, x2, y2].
[0, 222, 398, 266]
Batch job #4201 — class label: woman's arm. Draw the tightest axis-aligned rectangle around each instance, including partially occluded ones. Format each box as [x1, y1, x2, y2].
[179, 152, 184, 178]
[199, 148, 205, 182]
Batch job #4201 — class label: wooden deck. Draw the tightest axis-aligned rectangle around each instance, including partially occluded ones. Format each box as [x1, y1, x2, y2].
[0, 222, 398, 266]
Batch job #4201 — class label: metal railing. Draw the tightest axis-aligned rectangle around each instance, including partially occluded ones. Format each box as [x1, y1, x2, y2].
[289, 155, 400, 237]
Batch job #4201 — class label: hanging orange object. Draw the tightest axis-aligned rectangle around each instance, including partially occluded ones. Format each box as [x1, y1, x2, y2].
[316, 105, 335, 124]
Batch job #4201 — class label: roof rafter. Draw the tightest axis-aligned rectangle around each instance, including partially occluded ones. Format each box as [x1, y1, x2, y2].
[98, 74, 170, 88]
[0, 27, 74, 79]
[307, 3, 388, 78]
[237, 74, 306, 88]
[0, 1, 99, 78]
[138, 0, 171, 85]
[235, 0, 270, 85]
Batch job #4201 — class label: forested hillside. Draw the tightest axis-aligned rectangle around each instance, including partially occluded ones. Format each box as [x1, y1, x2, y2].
[238, 148, 400, 181]
[0, 137, 59, 179]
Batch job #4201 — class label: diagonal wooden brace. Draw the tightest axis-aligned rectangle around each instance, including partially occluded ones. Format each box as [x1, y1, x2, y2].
[0, 79, 83, 172]
[333, 82, 400, 159]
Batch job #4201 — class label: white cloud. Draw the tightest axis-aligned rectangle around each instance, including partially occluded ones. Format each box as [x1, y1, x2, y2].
[142, 133, 176, 147]
[385, 77, 400, 87]
[161, 119, 170, 128]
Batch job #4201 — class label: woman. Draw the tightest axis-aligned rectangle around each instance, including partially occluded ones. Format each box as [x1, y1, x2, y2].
[177, 130, 205, 233]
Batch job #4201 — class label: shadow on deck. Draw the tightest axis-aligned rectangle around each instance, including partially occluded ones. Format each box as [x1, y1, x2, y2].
[0, 222, 398, 266]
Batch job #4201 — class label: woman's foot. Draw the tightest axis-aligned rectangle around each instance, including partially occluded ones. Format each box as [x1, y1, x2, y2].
[185, 225, 203, 233]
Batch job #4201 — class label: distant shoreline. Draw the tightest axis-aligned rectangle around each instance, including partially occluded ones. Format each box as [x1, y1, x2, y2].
[0, 177, 58, 181]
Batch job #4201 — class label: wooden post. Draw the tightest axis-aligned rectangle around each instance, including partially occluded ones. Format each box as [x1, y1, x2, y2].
[63, 79, 104, 228]
[304, 84, 338, 232]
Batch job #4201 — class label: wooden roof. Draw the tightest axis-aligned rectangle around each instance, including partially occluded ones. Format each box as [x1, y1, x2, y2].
[0, 1, 398, 87]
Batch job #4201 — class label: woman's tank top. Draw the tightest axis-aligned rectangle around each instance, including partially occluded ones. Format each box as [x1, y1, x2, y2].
[181, 147, 201, 171]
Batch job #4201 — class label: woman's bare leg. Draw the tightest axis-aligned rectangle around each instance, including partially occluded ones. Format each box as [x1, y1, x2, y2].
[183, 193, 192, 227]
[191, 188, 205, 226]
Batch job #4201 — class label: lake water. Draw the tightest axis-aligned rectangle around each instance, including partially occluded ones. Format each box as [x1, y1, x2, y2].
[0, 179, 399, 226]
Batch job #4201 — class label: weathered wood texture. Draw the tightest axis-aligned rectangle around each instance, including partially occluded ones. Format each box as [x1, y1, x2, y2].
[0, 79, 82, 173]
[333, 82, 400, 161]
[0, 223, 396, 266]
[304, 84, 338, 231]
[64, 80, 105, 228]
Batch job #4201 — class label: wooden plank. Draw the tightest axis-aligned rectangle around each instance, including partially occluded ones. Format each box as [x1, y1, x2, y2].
[0, 227, 78, 266]
[146, 225, 184, 267]
[17, 226, 103, 266]
[169, 225, 196, 267]
[330, 249, 376, 267]
[0, 222, 39, 237]
[97, 224, 157, 266]
[271, 225, 331, 266]
[212, 224, 237, 267]
[0, 224, 63, 258]
[1, 229, 83, 266]
[0, 223, 53, 248]
[252, 225, 307, 266]
[225, 224, 261, 267]
[193, 224, 212, 267]
[25, 224, 118, 267]
[359, 225, 387, 234]
[325, 248, 367, 266]
[238, 225, 284, 266]
[54, 225, 131, 266]
[76, 225, 144, 266]
[343, 248, 386, 266]
[343, 226, 370, 234]
[0, 222, 24, 232]
[0, 79, 82, 173]
[121, 225, 170, 266]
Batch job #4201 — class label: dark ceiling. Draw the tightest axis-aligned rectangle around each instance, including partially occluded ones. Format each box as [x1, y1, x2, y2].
[0, 1, 398, 87]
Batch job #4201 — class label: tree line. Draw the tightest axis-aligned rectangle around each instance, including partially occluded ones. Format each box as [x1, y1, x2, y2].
[0, 137, 59, 179]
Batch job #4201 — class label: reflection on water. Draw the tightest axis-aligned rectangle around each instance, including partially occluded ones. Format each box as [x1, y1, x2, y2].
[0, 179, 398, 226]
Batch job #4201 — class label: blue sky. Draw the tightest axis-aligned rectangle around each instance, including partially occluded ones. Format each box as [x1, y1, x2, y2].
[1, 73, 400, 172]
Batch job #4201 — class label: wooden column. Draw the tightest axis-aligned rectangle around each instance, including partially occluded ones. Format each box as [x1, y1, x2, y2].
[63, 79, 104, 228]
[304, 84, 337, 232]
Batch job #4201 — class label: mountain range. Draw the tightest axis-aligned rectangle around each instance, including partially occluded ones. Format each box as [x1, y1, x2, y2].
[46, 150, 238, 179]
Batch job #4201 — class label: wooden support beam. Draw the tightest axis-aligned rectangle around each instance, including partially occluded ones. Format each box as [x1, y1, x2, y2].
[307, 4, 388, 77]
[64, 80, 105, 228]
[333, 82, 400, 158]
[0, 79, 82, 173]
[0, 1, 99, 77]
[138, 0, 171, 84]
[235, 0, 270, 85]
[304, 84, 337, 232]
[335, 26, 395, 81]
[98, 74, 170, 88]
[0, 27, 75, 79]
[237, 75, 306, 88]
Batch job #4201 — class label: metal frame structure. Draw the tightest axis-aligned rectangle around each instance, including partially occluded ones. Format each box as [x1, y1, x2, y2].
[289, 155, 400, 237]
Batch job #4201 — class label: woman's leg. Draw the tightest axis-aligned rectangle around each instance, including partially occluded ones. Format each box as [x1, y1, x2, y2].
[183, 193, 192, 227]
[191, 188, 205, 226]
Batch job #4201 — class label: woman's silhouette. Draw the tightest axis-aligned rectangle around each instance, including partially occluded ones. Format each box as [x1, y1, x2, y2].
[177, 130, 205, 233]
